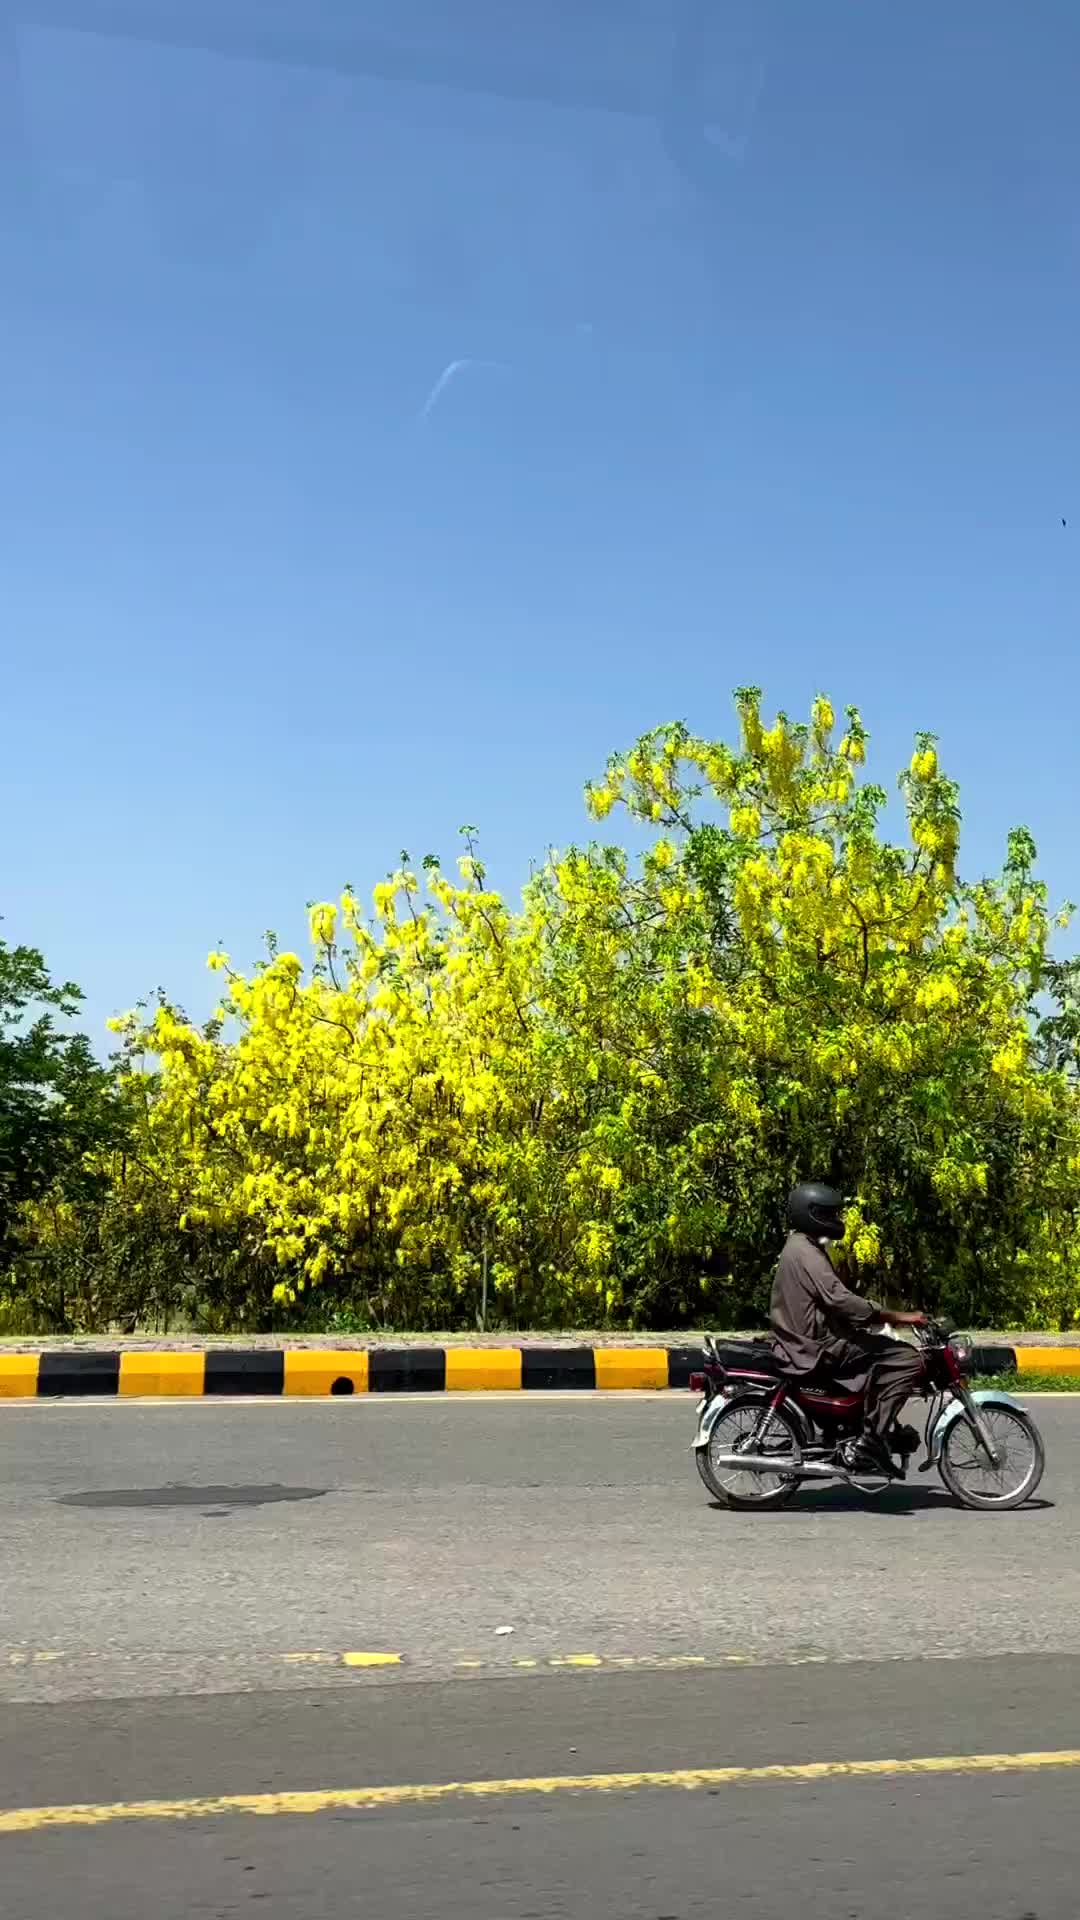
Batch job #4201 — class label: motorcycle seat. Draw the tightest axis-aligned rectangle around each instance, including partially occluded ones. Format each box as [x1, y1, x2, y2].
[709, 1341, 784, 1377]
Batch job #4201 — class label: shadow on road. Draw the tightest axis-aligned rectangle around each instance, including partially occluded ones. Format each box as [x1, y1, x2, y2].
[58, 1484, 328, 1509]
[708, 1486, 1054, 1516]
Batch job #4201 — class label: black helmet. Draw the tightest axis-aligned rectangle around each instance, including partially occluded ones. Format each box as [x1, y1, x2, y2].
[787, 1181, 846, 1241]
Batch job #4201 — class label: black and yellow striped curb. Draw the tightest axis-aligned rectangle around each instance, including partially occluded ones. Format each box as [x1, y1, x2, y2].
[0, 1341, 1021, 1398]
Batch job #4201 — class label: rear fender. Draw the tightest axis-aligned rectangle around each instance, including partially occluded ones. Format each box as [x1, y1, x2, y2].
[693, 1386, 813, 1452]
[692, 1390, 731, 1450]
[925, 1388, 1027, 1466]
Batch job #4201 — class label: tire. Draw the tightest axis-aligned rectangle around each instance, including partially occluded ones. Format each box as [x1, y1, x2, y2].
[938, 1405, 1045, 1510]
[701, 1392, 802, 1510]
[694, 1439, 717, 1494]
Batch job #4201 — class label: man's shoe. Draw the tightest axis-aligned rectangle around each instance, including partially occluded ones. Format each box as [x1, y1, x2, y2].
[841, 1435, 900, 1479]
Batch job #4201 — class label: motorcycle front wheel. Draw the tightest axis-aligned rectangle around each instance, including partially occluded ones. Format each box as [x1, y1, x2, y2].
[938, 1405, 1045, 1510]
[701, 1393, 802, 1510]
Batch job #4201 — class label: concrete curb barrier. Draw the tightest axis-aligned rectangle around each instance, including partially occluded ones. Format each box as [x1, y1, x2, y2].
[1013, 1346, 1080, 1376]
[0, 1341, 1022, 1398]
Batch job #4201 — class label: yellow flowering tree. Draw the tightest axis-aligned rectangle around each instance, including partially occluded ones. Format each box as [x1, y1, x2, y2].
[584, 689, 1079, 1320]
[107, 844, 539, 1322]
[87, 688, 1080, 1331]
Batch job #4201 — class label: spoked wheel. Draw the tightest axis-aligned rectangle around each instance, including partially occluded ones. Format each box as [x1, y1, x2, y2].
[939, 1405, 1045, 1510]
[702, 1393, 802, 1510]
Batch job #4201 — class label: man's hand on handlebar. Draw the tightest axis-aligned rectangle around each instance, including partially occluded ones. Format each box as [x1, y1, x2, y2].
[883, 1309, 930, 1329]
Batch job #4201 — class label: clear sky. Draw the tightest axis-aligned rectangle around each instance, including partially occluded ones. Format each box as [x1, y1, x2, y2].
[3, 0, 1077, 1043]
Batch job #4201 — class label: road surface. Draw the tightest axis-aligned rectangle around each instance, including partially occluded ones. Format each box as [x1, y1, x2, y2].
[1, 1392, 1076, 1916]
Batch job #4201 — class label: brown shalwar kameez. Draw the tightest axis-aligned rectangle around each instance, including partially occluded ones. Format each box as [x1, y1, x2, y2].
[769, 1231, 924, 1442]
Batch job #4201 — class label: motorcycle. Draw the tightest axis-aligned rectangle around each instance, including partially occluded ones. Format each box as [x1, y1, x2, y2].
[691, 1322, 1045, 1510]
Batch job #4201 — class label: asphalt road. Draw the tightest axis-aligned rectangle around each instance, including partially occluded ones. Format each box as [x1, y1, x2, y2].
[2, 1393, 1077, 1916]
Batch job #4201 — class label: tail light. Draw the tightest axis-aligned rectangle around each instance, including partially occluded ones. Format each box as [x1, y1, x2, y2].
[689, 1371, 706, 1393]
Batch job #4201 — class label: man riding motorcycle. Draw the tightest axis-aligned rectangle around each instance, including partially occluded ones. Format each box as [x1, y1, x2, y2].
[769, 1182, 927, 1476]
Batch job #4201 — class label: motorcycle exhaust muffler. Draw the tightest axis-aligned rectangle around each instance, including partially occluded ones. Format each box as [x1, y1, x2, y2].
[705, 1451, 838, 1477]
[704, 1451, 890, 1487]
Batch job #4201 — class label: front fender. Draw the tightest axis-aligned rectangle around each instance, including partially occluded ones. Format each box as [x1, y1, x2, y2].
[926, 1389, 1028, 1466]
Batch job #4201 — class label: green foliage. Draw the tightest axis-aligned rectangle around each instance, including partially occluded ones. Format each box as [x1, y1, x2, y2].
[0, 934, 127, 1263]
[971, 1369, 1080, 1393]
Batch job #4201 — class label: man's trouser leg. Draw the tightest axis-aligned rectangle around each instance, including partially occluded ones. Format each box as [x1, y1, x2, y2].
[863, 1342, 925, 1442]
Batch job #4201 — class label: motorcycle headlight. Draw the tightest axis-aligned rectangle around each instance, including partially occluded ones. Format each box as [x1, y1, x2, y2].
[950, 1336, 974, 1375]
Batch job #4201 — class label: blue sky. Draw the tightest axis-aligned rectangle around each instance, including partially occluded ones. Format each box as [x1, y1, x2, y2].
[3, 0, 1077, 1043]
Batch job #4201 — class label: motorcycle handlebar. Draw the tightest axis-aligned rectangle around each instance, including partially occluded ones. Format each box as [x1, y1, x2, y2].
[915, 1318, 955, 1347]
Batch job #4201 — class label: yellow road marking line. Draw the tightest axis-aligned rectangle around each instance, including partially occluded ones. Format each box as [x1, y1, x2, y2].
[0, 1649, 750, 1676]
[607, 1654, 709, 1669]
[0, 1649, 863, 1677]
[279, 1652, 403, 1669]
[0, 1390, 683, 1410]
[283, 1651, 722, 1674]
[4, 1749, 1080, 1834]
[458, 1654, 734, 1674]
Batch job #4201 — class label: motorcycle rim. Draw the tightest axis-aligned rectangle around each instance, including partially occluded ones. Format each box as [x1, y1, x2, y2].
[703, 1395, 801, 1509]
[938, 1406, 1045, 1510]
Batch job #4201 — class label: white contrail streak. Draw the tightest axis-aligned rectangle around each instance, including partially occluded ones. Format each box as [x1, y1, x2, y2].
[417, 357, 506, 424]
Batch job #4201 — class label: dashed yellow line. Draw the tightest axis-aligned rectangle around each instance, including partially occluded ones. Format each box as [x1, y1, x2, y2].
[459, 1652, 715, 1674]
[269, 1652, 723, 1675]
[0, 1648, 817, 1676]
[4, 1749, 1080, 1834]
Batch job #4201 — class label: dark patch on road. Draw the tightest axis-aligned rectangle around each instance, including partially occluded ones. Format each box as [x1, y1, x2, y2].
[58, 1484, 328, 1509]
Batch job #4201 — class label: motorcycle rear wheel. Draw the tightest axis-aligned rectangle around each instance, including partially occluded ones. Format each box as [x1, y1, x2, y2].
[701, 1393, 802, 1509]
[694, 1439, 717, 1494]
